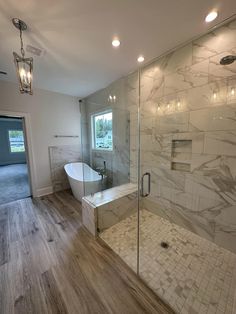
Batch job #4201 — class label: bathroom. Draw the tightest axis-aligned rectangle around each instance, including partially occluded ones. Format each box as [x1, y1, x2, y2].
[0, 2, 236, 314]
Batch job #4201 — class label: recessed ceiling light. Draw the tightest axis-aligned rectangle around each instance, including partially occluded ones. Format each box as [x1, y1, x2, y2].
[137, 55, 145, 63]
[205, 11, 218, 23]
[112, 38, 120, 47]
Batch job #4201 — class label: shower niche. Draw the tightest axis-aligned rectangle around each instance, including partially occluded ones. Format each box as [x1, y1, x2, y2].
[171, 139, 192, 172]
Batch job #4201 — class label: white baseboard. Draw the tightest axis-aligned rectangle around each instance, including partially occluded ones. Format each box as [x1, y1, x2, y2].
[35, 186, 53, 197]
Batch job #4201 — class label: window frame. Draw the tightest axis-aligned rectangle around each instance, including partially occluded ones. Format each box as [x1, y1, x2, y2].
[91, 110, 113, 151]
[8, 129, 26, 154]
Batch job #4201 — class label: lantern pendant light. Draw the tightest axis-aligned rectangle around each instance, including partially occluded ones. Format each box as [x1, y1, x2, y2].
[12, 18, 33, 95]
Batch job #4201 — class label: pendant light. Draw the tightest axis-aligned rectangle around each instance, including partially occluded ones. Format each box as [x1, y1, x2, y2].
[12, 18, 33, 95]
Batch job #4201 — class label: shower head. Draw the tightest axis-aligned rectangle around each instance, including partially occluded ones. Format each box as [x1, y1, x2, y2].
[220, 55, 236, 65]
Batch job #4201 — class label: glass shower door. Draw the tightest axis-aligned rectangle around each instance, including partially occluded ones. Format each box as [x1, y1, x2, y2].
[137, 62, 206, 312]
[137, 63, 191, 312]
[81, 72, 140, 274]
[95, 73, 140, 273]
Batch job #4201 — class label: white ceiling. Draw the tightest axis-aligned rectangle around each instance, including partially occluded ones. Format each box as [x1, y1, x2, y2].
[0, 0, 235, 97]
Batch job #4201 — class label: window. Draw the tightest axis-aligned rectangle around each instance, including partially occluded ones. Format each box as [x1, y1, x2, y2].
[92, 111, 113, 150]
[8, 130, 25, 153]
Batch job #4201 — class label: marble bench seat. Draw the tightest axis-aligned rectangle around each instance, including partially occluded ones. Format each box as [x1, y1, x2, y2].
[82, 183, 137, 236]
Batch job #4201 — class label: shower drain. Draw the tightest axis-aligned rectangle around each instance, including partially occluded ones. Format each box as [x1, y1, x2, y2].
[160, 241, 169, 249]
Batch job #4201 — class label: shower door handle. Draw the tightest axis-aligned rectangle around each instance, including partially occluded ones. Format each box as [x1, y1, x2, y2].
[141, 172, 151, 197]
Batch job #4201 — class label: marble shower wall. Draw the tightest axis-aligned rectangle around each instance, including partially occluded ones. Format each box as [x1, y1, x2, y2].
[49, 145, 81, 192]
[80, 102, 90, 165]
[140, 18, 236, 253]
[82, 78, 137, 190]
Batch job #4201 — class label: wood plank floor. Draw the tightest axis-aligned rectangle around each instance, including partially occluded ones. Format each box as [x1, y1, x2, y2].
[0, 190, 174, 314]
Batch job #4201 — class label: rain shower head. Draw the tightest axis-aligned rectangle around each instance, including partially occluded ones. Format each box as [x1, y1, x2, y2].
[220, 55, 236, 65]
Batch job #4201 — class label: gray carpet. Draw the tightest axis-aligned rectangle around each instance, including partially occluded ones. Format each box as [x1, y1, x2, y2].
[0, 163, 31, 205]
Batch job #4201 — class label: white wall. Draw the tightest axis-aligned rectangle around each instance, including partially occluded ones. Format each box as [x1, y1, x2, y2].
[0, 80, 81, 196]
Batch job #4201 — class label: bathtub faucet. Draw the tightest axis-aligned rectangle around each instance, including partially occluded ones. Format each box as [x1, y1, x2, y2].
[96, 161, 106, 179]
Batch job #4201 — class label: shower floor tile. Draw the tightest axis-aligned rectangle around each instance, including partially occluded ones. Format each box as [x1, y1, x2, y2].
[100, 209, 236, 314]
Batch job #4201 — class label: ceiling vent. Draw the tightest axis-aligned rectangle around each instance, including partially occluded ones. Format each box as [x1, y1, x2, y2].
[26, 45, 45, 57]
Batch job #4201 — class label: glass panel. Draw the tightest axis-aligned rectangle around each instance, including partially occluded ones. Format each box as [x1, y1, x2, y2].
[8, 130, 25, 153]
[138, 18, 236, 314]
[80, 73, 140, 272]
[79, 17, 236, 314]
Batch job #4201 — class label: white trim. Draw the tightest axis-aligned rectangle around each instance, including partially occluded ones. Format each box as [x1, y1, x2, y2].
[91, 148, 113, 152]
[0, 110, 37, 197]
[36, 186, 53, 197]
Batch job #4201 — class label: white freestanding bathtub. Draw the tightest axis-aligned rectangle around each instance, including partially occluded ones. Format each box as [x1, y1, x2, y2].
[64, 162, 105, 202]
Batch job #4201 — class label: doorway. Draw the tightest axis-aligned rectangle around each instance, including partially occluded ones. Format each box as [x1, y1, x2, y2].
[0, 115, 31, 204]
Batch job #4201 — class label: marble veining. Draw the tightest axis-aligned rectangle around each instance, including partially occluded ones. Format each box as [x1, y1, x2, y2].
[138, 18, 236, 254]
[80, 97, 131, 190]
[49, 145, 81, 192]
[83, 182, 137, 207]
[82, 198, 97, 236]
[82, 183, 138, 235]
[192, 19, 236, 64]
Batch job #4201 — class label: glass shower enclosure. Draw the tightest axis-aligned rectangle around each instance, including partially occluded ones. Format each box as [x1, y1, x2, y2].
[81, 16, 236, 314]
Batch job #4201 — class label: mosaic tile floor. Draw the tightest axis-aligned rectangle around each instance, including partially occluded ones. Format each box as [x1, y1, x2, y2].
[100, 209, 236, 314]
